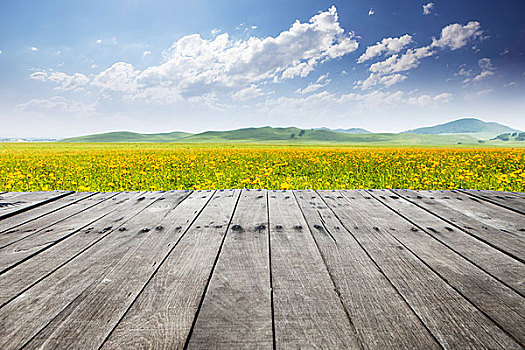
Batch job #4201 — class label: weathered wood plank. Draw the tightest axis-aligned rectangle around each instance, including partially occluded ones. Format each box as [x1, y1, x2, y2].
[294, 190, 440, 349]
[459, 189, 525, 214]
[0, 192, 108, 249]
[186, 189, 273, 349]
[23, 191, 214, 349]
[102, 189, 240, 350]
[268, 190, 362, 349]
[364, 190, 525, 344]
[0, 191, 159, 307]
[425, 190, 525, 238]
[0, 191, 72, 220]
[0, 192, 119, 273]
[0, 191, 190, 350]
[0, 192, 95, 234]
[321, 190, 521, 349]
[393, 189, 525, 262]
[369, 190, 525, 296]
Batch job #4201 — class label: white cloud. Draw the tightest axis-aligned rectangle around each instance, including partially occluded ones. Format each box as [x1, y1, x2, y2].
[96, 37, 117, 45]
[504, 81, 516, 88]
[143, 51, 151, 56]
[357, 21, 483, 89]
[358, 34, 412, 63]
[251, 25, 258, 30]
[0, 50, 2, 55]
[478, 57, 493, 71]
[431, 21, 483, 50]
[16, 96, 91, 113]
[407, 92, 453, 106]
[472, 69, 494, 83]
[423, 3, 434, 15]
[92, 62, 140, 92]
[30, 47, 39, 52]
[464, 58, 495, 84]
[369, 46, 434, 75]
[77, 6, 357, 103]
[500, 48, 509, 56]
[368, 9, 375, 16]
[210, 28, 221, 36]
[30, 70, 89, 91]
[296, 73, 331, 94]
[231, 84, 265, 101]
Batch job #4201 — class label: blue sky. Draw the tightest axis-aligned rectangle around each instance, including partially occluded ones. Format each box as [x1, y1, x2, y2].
[0, 0, 524, 137]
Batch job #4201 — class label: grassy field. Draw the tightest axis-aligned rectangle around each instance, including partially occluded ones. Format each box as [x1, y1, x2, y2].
[1, 143, 524, 192]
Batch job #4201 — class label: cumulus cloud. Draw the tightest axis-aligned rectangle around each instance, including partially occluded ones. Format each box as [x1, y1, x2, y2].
[30, 70, 89, 91]
[357, 21, 483, 89]
[92, 62, 140, 92]
[51, 6, 357, 104]
[462, 58, 495, 84]
[30, 47, 39, 52]
[231, 84, 265, 101]
[16, 96, 91, 113]
[358, 34, 412, 63]
[431, 21, 483, 50]
[423, 3, 434, 15]
[296, 73, 331, 94]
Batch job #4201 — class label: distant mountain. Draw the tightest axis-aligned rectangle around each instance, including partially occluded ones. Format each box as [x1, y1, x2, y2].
[315, 127, 371, 134]
[61, 131, 192, 142]
[403, 118, 520, 139]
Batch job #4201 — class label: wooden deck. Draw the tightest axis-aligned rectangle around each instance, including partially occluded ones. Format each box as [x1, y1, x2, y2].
[0, 189, 523, 349]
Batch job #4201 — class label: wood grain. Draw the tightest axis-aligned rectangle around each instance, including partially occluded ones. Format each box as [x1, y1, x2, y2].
[0, 191, 72, 220]
[102, 189, 240, 350]
[294, 189, 440, 349]
[322, 190, 521, 349]
[186, 189, 273, 349]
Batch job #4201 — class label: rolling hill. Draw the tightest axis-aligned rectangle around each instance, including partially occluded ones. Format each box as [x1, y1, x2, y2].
[59, 118, 522, 145]
[60, 131, 192, 142]
[403, 118, 520, 139]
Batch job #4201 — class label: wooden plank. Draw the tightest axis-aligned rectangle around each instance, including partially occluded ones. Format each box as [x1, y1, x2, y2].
[0, 191, 190, 350]
[0, 192, 119, 273]
[0, 191, 160, 307]
[186, 189, 273, 349]
[425, 190, 525, 238]
[23, 190, 214, 349]
[101, 189, 240, 349]
[0, 192, 96, 234]
[364, 190, 525, 344]
[321, 190, 521, 349]
[393, 189, 525, 262]
[267, 190, 362, 349]
[294, 190, 440, 349]
[0, 191, 72, 220]
[369, 190, 525, 296]
[0, 192, 106, 249]
[459, 189, 525, 214]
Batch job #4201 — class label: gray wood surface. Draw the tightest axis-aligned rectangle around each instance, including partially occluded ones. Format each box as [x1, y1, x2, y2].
[294, 190, 441, 349]
[394, 189, 525, 262]
[363, 190, 525, 344]
[459, 190, 525, 214]
[0, 192, 119, 273]
[0, 189, 523, 349]
[322, 190, 521, 349]
[426, 191, 524, 238]
[0, 192, 110, 250]
[0, 191, 159, 307]
[24, 191, 213, 349]
[0, 191, 190, 350]
[187, 189, 273, 349]
[0, 192, 95, 234]
[102, 189, 240, 350]
[269, 190, 362, 349]
[0, 191, 72, 219]
[369, 190, 525, 296]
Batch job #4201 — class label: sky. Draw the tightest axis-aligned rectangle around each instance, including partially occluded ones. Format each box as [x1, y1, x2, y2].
[0, 0, 524, 138]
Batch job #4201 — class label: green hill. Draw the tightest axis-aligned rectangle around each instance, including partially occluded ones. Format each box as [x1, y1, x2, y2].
[403, 118, 519, 139]
[61, 131, 192, 142]
[315, 127, 371, 134]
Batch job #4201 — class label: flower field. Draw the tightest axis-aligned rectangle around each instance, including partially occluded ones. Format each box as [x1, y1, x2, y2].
[1, 143, 524, 192]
